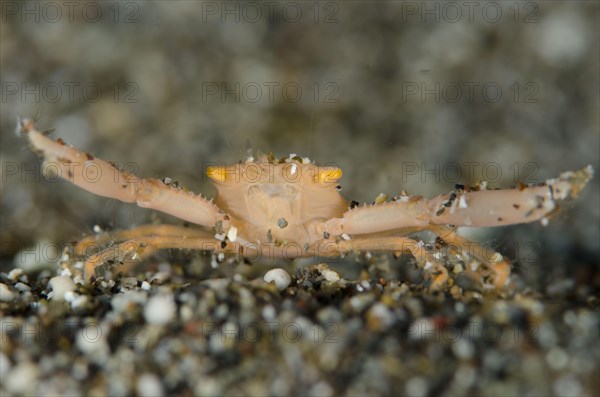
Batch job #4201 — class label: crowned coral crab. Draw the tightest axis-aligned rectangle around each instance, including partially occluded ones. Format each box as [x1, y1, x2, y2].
[19, 118, 593, 290]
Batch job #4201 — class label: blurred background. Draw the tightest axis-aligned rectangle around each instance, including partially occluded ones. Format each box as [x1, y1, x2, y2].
[1, 1, 598, 288]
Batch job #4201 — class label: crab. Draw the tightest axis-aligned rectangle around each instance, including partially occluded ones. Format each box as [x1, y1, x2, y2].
[19, 118, 593, 290]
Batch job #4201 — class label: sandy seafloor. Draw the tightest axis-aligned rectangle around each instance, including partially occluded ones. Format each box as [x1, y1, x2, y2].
[1, 1, 599, 396]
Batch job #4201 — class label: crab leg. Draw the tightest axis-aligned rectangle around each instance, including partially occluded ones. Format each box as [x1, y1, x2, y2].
[313, 197, 431, 238]
[82, 234, 316, 280]
[83, 234, 231, 280]
[74, 224, 212, 256]
[314, 166, 593, 237]
[19, 119, 224, 228]
[428, 166, 594, 227]
[317, 236, 450, 289]
[428, 226, 511, 289]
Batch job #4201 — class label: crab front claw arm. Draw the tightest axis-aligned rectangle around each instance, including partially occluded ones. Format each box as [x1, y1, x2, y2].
[313, 196, 431, 238]
[313, 165, 593, 238]
[20, 118, 225, 228]
[428, 166, 594, 227]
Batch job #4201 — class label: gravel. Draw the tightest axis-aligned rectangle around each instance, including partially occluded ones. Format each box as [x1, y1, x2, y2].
[1, 261, 599, 396]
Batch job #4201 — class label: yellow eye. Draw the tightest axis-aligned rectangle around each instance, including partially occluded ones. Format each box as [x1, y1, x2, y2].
[317, 167, 342, 183]
[206, 166, 227, 183]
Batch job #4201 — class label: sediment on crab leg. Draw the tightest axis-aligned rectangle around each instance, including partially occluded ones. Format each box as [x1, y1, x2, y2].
[428, 226, 511, 289]
[19, 118, 225, 228]
[318, 237, 450, 289]
[74, 224, 211, 256]
[428, 166, 593, 227]
[313, 166, 593, 238]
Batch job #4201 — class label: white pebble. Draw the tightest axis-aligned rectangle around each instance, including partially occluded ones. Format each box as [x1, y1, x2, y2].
[76, 326, 109, 357]
[59, 268, 72, 277]
[141, 281, 151, 291]
[49, 276, 76, 300]
[7, 268, 24, 280]
[111, 291, 147, 314]
[13, 240, 58, 272]
[65, 291, 88, 309]
[137, 373, 165, 397]
[14, 282, 29, 292]
[452, 339, 475, 360]
[144, 294, 176, 325]
[0, 352, 10, 379]
[308, 381, 334, 397]
[321, 269, 340, 282]
[0, 283, 15, 302]
[405, 376, 428, 397]
[368, 302, 394, 329]
[262, 304, 276, 321]
[263, 268, 292, 290]
[4, 362, 39, 394]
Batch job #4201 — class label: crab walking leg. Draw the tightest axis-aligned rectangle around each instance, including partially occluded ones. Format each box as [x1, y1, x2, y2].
[82, 234, 299, 280]
[20, 118, 224, 228]
[75, 224, 212, 256]
[429, 226, 511, 289]
[317, 237, 450, 289]
[428, 166, 594, 227]
[83, 234, 237, 280]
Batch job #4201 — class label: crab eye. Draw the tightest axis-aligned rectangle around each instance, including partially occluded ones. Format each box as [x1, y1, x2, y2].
[316, 167, 342, 184]
[206, 166, 227, 183]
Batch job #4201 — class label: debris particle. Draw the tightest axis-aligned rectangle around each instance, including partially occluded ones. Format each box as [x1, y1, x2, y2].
[263, 268, 292, 290]
[323, 269, 341, 282]
[277, 218, 288, 229]
[266, 229, 273, 243]
[458, 195, 468, 209]
[227, 226, 238, 242]
[374, 193, 387, 204]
